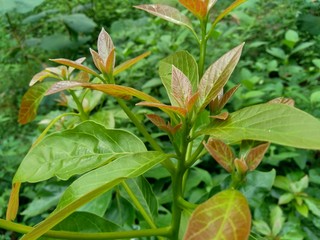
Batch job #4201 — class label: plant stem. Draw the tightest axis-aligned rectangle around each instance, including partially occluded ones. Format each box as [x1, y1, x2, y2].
[117, 98, 175, 173]
[0, 219, 171, 239]
[198, 19, 208, 78]
[69, 90, 88, 121]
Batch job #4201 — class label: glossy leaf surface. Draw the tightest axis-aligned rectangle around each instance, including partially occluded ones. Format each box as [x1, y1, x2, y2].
[184, 189, 251, 240]
[198, 43, 244, 109]
[19, 82, 55, 124]
[159, 51, 198, 106]
[22, 151, 168, 240]
[13, 121, 146, 183]
[203, 103, 320, 149]
[135, 4, 193, 30]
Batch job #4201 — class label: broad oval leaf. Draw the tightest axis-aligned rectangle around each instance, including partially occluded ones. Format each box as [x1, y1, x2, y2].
[159, 51, 198, 106]
[198, 43, 244, 109]
[135, 4, 193, 30]
[179, 0, 208, 20]
[21, 151, 168, 240]
[13, 121, 146, 183]
[202, 103, 320, 150]
[184, 189, 251, 240]
[19, 82, 55, 124]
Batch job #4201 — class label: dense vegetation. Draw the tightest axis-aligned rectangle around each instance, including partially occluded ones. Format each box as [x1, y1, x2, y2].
[0, 0, 320, 239]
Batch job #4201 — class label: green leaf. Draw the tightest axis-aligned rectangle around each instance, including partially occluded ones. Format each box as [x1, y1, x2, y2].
[285, 30, 299, 43]
[62, 14, 96, 33]
[198, 43, 244, 109]
[77, 191, 112, 217]
[184, 189, 251, 240]
[273, 176, 292, 192]
[159, 51, 198, 106]
[202, 103, 320, 150]
[253, 220, 271, 236]
[13, 121, 147, 183]
[304, 198, 320, 217]
[21, 151, 168, 240]
[134, 4, 193, 30]
[0, 0, 44, 14]
[278, 192, 295, 205]
[18, 82, 55, 124]
[266, 47, 287, 60]
[270, 205, 285, 236]
[120, 176, 158, 221]
[291, 41, 315, 55]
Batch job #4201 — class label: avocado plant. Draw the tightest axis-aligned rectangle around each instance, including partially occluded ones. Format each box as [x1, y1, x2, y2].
[1, 0, 320, 239]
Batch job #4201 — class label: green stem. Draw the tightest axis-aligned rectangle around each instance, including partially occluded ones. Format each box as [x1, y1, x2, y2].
[117, 98, 175, 173]
[0, 219, 170, 239]
[186, 135, 210, 168]
[198, 19, 208, 78]
[69, 90, 88, 121]
[178, 197, 197, 211]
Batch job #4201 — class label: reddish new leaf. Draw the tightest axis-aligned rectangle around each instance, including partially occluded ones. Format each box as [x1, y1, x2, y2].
[212, 0, 247, 27]
[234, 158, 248, 174]
[204, 138, 234, 172]
[218, 84, 241, 110]
[184, 189, 251, 240]
[172, 65, 193, 107]
[210, 111, 229, 120]
[19, 82, 55, 124]
[29, 70, 57, 86]
[134, 4, 193, 30]
[113, 51, 151, 76]
[90, 48, 106, 73]
[147, 114, 181, 134]
[50, 58, 100, 78]
[137, 102, 187, 117]
[68, 57, 86, 75]
[97, 28, 114, 63]
[198, 43, 244, 109]
[179, 0, 209, 20]
[245, 142, 270, 171]
[105, 48, 115, 75]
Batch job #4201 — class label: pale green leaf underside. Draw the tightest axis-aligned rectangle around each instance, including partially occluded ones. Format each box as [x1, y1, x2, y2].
[13, 121, 146, 183]
[159, 51, 198, 106]
[203, 103, 320, 150]
[22, 151, 168, 240]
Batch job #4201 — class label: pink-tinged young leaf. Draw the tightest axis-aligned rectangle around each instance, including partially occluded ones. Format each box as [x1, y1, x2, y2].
[90, 48, 106, 73]
[198, 43, 244, 109]
[269, 97, 295, 106]
[44, 66, 66, 77]
[6, 182, 21, 221]
[46, 81, 85, 95]
[184, 189, 251, 240]
[210, 111, 229, 120]
[68, 57, 86, 75]
[97, 28, 114, 63]
[204, 138, 234, 172]
[186, 92, 200, 112]
[113, 51, 151, 76]
[29, 70, 57, 86]
[208, 0, 218, 12]
[147, 114, 181, 134]
[172, 65, 193, 107]
[179, 0, 209, 20]
[19, 82, 55, 124]
[134, 4, 193, 30]
[50, 58, 100, 78]
[218, 84, 241, 110]
[212, 0, 247, 27]
[137, 102, 187, 117]
[105, 48, 115, 74]
[234, 157, 248, 174]
[245, 142, 270, 171]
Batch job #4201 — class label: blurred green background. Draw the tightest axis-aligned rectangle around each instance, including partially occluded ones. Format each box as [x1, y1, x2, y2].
[0, 0, 320, 239]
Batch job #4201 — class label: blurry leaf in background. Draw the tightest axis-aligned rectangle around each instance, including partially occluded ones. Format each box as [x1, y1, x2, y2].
[0, 0, 44, 14]
[61, 14, 97, 33]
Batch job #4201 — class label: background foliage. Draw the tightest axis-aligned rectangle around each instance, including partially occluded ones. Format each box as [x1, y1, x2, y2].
[0, 0, 319, 239]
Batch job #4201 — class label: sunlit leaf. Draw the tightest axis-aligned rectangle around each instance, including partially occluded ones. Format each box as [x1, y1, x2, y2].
[29, 70, 57, 86]
[212, 0, 247, 27]
[184, 189, 251, 240]
[172, 65, 193, 107]
[19, 82, 55, 124]
[137, 102, 187, 117]
[90, 48, 106, 73]
[134, 4, 193, 30]
[202, 103, 320, 149]
[204, 138, 234, 172]
[179, 0, 208, 20]
[21, 151, 168, 240]
[50, 58, 100, 78]
[114, 51, 151, 76]
[97, 28, 114, 63]
[13, 121, 147, 183]
[198, 43, 244, 109]
[68, 57, 86, 75]
[105, 48, 115, 74]
[159, 51, 198, 106]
